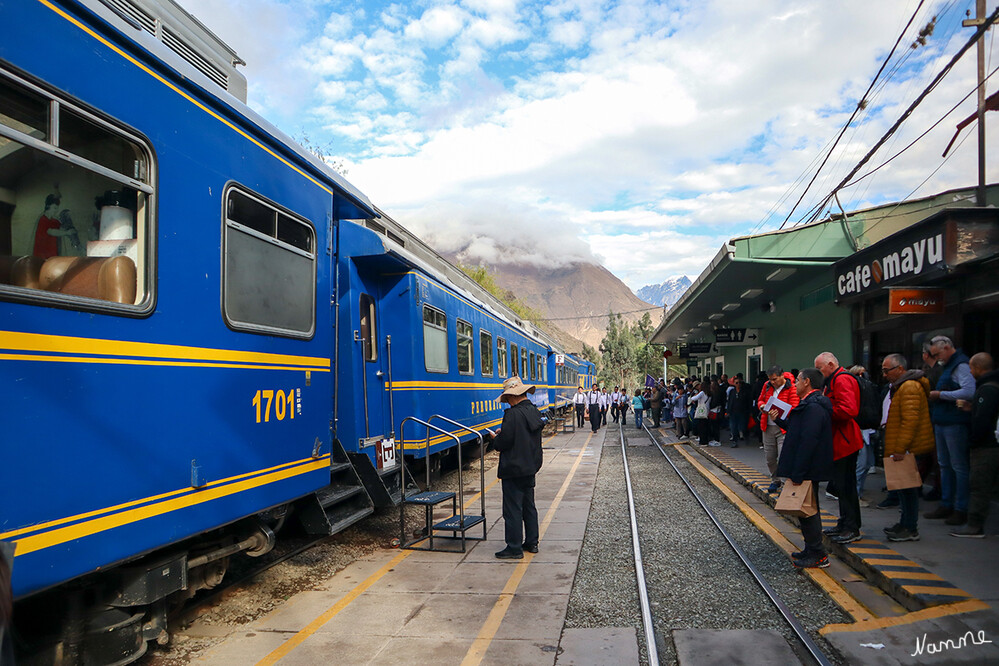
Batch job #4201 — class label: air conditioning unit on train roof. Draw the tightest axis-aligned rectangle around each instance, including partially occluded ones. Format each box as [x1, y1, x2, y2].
[93, 0, 248, 102]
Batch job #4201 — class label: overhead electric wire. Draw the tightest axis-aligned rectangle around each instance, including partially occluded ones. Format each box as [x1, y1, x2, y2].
[803, 6, 999, 228]
[840, 62, 999, 191]
[778, 0, 927, 230]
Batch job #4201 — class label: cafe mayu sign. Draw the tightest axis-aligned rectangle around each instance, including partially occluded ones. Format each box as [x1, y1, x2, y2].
[833, 208, 999, 301]
[837, 232, 944, 297]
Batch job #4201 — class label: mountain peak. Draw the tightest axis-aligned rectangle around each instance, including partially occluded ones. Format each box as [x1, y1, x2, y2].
[635, 276, 692, 307]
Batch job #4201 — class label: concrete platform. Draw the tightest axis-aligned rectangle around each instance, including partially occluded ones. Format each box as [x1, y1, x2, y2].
[191, 426, 616, 665]
[660, 425, 999, 665]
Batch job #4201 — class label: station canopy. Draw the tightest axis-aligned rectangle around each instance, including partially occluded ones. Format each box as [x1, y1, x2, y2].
[650, 219, 854, 346]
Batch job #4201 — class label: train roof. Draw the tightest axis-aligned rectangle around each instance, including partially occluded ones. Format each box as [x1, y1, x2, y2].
[82, 0, 376, 220]
[353, 210, 576, 357]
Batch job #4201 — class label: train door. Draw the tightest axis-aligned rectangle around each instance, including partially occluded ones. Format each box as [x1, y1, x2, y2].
[356, 291, 391, 448]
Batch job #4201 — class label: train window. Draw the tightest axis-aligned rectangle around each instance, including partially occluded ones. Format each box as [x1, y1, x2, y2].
[423, 305, 448, 373]
[529, 352, 536, 380]
[510, 343, 519, 376]
[480, 330, 493, 376]
[223, 187, 316, 337]
[521, 347, 528, 378]
[539, 356, 545, 382]
[457, 319, 473, 374]
[496, 337, 507, 377]
[0, 69, 152, 310]
[359, 293, 377, 361]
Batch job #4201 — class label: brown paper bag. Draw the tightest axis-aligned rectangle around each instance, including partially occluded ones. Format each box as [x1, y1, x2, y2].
[884, 454, 922, 490]
[774, 480, 817, 517]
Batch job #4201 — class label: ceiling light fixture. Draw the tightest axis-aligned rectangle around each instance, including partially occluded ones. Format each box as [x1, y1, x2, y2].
[722, 303, 740, 311]
[766, 267, 796, 281]
[740, 288, 763, 298]
[708, 313, 725, 320]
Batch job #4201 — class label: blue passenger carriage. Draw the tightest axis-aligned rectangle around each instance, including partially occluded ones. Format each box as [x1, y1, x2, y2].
[0, 0, 375, 661]
[333, 213, 575, 484]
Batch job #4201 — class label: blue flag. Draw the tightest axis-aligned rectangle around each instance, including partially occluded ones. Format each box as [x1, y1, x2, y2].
[645, 374, 656, 388]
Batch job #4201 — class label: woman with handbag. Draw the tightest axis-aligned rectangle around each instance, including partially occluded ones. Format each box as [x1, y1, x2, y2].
[691, 382, 711, 446]
[880, 354, 935, 542]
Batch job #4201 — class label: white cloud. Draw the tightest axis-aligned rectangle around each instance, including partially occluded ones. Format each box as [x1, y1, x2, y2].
[201, 0, 996, 291]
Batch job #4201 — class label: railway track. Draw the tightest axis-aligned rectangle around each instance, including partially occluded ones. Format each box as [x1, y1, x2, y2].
[618, 422, 837, 666]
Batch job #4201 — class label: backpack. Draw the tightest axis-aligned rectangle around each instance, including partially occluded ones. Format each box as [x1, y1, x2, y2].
[853, 373, 881, 430]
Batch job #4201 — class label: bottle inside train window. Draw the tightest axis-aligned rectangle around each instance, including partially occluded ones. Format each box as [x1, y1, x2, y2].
[0, 68, 152, 310]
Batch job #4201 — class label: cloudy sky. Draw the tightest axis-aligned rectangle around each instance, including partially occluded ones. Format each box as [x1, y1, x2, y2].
[194, 0, 996, 291]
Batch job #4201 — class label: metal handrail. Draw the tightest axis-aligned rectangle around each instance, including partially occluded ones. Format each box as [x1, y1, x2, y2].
[428, 415, 492, 542]
[398, 417, 462, 550]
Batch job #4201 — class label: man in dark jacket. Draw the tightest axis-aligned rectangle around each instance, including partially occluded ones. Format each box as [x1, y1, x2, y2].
[773, 368, 835, 569]
[950, 353, 999, 538]
[493, 376, 545, 559]
[726, 376, 752, 448]
[651, 382, 665, 428]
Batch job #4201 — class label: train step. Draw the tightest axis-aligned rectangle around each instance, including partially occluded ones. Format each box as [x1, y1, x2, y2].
[296, 440, 375, 536]
[348, 451, 418, 508]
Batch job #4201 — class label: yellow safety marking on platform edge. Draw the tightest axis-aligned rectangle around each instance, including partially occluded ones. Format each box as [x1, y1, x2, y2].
[865, 558, 922, 567]
[877, 570, 945, 581]
[460, 432, 594, 666]
[902, 585, 973, 597]
[672, 445, 876, 623]
[820, 599, 990, 635]
[255, 431, 567, 665]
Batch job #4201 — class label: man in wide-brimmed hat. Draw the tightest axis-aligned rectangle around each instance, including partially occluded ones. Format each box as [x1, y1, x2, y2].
[492, 376, 544, 559]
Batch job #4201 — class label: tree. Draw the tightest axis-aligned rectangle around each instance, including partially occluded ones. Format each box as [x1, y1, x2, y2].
[599, 311, 636, 390]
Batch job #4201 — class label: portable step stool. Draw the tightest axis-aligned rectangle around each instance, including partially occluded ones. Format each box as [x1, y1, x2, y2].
[398, 415, 489, 552]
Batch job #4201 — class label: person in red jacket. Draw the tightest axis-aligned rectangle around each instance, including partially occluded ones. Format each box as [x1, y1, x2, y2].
[757, 366, 800, 493]
[815, 351, 864, 543]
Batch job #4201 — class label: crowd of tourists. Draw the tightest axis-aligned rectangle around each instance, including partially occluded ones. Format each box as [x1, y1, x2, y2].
[596, 335, 998, 569]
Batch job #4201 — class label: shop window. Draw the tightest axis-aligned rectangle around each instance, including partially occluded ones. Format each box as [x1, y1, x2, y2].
[457, 319, 473, 375]
[510, 343, 519, 376]
[0, 68, 152, 309]
[423, 305, 448, 373]
[497, 337, 507, 377]
[359, 293, 377, 361]
[223, 187, 315, 337]
[480, 330, 493, 376]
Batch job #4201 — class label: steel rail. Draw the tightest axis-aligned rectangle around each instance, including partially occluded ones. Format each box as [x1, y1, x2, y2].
[618, 423, 660, 666]
[639, 424, 832, 666]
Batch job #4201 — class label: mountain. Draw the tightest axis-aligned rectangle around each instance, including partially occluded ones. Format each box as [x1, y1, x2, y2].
[636, 276, 692, 308]
[443, 255, 660, 352]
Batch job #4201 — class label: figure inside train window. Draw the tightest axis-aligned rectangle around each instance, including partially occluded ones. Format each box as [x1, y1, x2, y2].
[32, 192, 79, 258]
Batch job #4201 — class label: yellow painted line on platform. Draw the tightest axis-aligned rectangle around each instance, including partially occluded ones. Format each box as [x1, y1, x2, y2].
[865, 558, 921, 567]
[878, 570, 945, 581]
[820, 599, 990, 635]
[902, 585, 973, 597]
[673, 444, 876, 623]
[461, 432, 594, 666]
[255, 431, 565, 665]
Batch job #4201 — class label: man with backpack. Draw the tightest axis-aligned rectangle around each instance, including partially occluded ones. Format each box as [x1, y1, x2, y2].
[814, 351, 864, 544]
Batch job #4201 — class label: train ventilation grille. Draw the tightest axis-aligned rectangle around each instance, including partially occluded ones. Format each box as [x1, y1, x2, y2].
[101, 0, 231, 93]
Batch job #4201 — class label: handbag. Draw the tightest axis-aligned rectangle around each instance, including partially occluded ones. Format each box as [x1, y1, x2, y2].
[694, 401, 708, 419]
[775, 480, 817, 517]
[884, 453, 922, 490]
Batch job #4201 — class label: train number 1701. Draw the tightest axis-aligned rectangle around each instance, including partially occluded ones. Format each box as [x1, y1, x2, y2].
[252, 388, 302, 423]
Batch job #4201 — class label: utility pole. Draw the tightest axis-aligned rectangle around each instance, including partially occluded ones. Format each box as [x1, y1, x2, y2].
[963, 0, 989, 206]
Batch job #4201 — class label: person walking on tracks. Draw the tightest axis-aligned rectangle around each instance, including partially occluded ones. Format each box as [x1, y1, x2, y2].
[493, 376, 544, 559]
[573, 386, 587, 428]
[632, 388, 646, 429]
[772, 368, 834, 568]
[619, 389, 631, 426]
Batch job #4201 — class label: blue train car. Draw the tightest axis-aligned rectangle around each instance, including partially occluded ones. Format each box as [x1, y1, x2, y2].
[333, 215, 565, 482]
[0, 1, 597, 662]
[0, 0, 376, 661]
